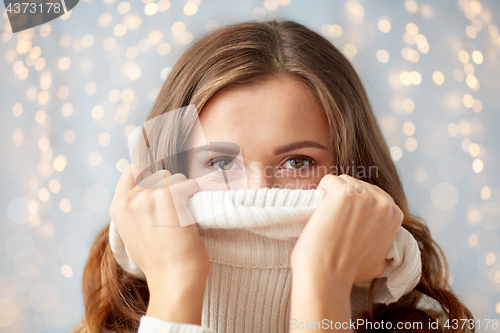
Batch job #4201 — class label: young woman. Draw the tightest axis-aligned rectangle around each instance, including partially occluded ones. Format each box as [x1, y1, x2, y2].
[72, 21, 474, 333]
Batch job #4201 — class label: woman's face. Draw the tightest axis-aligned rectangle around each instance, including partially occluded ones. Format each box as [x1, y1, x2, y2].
[186, 76, 333, 190]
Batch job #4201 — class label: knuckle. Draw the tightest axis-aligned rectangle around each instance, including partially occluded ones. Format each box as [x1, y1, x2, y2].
[173, 173, 187, 180]
[136, 190, 154, 210]
[117, 195, 132, 209]
[121, 163, 133, 177]
[125, 163, 135, 173]
[338, 188, 354, 201]
[376, 196, 392, 212]
[110, 194, 133, 220]
[395, 205, 404, 219]
[320, 173, 336, 184]
[354, 184, 366, 194]
[152, 189, 174, 206]
[363, 192, 376, 205]
[394, 207, 405, 226]
[346, 184, 358, 197]
[319, 174, 342, 194]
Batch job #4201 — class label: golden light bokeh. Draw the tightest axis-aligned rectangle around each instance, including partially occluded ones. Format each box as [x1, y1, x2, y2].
[472, 50, 483, 64]
[148, 30, 163, 44]
[145, 3, 159, 16]
[345, 1, 364, 17]
[58, 57, 71, 70]
[481, 186, 491, 200]
[485, 252, 496, 266]
[469, 143, 480, 157]
[406, 23, 419, 36]
[53, 155, 68, 172]
[118, 1, 131, 15]
[49, 179, 61, 193]
[184, 3, 198, 16]
[59, 199, 71, 213]
[468, 234, 478, 248]
[405, 137, 418, 152]
[472, 158, 484, 173]
[328, 24, 343, 38]
[405, 0, 418, 13]
[390, 146, 403, 161]
[378, 16, 391, 33]
[98, 132, 111, 146]
[158, 0, 171, 12]
[38, 188, 50, 202]
[402, 99, 415, 113]
[113, 23, 127, 37]
[61, 264, 74, 278]
[92, 105, 104, 119]
[459, 50, 470, 63]
[432, 71, 445, 85]
[376, 49, 390, 63]
[35, 110, 47, 123]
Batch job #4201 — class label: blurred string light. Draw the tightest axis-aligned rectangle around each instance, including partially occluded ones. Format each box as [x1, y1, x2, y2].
[0, 0, 499, 331]
[330, 0, 498, 317]
[458, 0, 500, 314]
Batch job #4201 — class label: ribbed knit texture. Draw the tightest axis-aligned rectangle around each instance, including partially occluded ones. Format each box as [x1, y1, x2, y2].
[138, 316, 215, 333]
[110, 188, 422, 333]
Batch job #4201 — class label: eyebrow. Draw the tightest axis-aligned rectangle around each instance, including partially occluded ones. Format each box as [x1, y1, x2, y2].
[189, 140, 328, 156]
[273, 141, 328, 155]
[191, 143, 241, 156]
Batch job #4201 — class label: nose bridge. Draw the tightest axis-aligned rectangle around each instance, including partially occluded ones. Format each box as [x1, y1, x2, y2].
[246, 161, 273, 189]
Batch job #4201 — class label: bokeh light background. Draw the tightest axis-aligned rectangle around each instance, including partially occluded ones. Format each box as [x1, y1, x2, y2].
[1, 0, 500, 331]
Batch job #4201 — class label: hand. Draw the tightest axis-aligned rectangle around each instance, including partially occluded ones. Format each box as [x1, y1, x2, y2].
[291, 174, 404, 287]
[109, 164, 210, 324]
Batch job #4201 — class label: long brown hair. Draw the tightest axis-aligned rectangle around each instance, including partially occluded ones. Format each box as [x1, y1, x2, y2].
[72, 20, 474, 333]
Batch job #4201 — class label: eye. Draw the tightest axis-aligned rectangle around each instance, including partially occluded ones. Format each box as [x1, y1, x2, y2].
[282, 156, 315, 170]
[208, 157, 239, 171]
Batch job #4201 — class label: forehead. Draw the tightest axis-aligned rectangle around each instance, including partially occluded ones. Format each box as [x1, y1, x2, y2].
[192, 76, 329, 147]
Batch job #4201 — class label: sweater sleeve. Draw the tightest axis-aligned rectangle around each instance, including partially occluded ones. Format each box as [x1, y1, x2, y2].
[138, 316, 216, 333]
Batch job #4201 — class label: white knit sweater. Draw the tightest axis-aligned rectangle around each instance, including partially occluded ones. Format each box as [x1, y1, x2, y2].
[109, 188, 422, 333]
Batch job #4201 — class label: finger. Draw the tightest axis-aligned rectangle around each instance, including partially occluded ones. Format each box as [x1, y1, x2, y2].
[394, 206, 405, 226]
[338, 174, 374, 195]
[164, 179, 201, 227]
[345, 176, 393, 202]
[135, 166, 153, 184]
[167, 173, 188, 186]
[341, 175, 404, 224]
[113, 164, 143, 201]
[316, 174, 347, 194]
[377, 187, 399, 207]
[170, 178, 201, 199]
[338, 173, 360, 184]
[360, 181, 392, 200]
[149, 172, 185, 189]
[342, 175, 396, 201]
[138, 169, 172, 189]
[365, 182, 384, 193]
